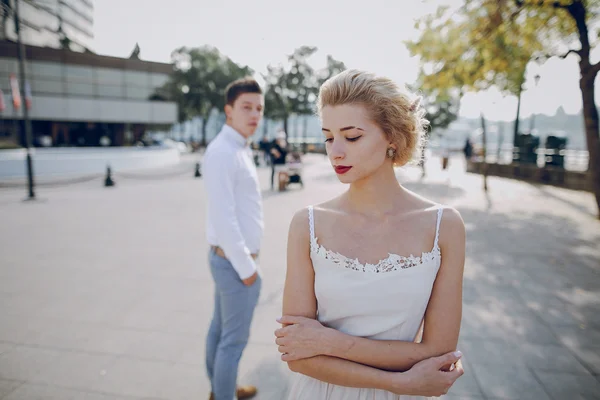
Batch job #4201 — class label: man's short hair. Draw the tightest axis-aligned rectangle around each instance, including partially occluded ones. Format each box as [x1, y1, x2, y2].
[225, 77, 262, 106]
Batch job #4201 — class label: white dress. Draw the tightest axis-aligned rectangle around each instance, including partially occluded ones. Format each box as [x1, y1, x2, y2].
[287, 206, 444, 400]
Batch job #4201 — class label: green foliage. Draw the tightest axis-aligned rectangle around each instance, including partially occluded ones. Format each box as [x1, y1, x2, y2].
[406, 0, 582, 97]
[161, 46, 253, 123]
[263, 47, 346, 133]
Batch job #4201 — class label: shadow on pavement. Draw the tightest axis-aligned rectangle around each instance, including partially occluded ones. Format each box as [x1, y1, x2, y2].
[457, 204, 600, 378]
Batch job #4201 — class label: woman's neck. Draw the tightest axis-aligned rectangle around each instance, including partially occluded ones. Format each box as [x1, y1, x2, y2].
[344, 164, 406, 217]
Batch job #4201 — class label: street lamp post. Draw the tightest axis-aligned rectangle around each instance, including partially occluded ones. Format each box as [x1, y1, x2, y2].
[529, 74, 541, 133]
[14, 0, 36, 199]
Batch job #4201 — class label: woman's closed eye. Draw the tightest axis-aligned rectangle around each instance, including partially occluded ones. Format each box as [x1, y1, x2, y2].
[347, 136, 362, 142]
[324, 136, 362, 143]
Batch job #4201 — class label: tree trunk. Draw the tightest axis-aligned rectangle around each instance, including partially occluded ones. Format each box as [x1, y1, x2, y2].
[283, 116, 289, 139]
[569, 1, 600, 218]
[302, 115, 308, 154]
[579, 72, 600, 218]
[201, 113, 209, 148]
[263, 118, 268, 138]
[512, 84, 522, 153]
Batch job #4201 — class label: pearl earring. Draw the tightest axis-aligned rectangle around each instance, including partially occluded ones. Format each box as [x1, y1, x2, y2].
[387, 148, 396, 158]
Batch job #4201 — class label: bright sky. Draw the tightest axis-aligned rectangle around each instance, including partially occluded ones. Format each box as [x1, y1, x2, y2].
[93, 0, 594, 122]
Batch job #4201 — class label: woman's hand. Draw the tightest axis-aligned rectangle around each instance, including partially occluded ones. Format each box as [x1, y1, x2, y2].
[388, 351, 464, 397]
[274, 315, 331, 361]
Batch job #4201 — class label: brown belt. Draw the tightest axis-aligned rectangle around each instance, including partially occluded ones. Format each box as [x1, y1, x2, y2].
[211, 246, 258, 261]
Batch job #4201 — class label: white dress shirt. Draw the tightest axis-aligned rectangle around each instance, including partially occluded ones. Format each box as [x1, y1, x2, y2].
[203, 124, 263, 280]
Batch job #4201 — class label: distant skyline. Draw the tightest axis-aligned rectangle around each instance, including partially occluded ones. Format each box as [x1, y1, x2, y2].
[93, 0, 600, 122]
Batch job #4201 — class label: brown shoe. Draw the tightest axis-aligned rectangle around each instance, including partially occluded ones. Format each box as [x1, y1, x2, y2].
[209, 385, 258, 400]
[236, 385, 258, 399]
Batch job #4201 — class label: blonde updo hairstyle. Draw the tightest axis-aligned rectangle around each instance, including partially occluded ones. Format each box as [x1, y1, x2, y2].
[317, 70, 429, 166]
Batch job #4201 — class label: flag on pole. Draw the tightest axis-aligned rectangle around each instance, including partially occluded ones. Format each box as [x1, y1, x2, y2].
[24, 80, 32, 110]
[0, 89, 5, 113]
[10, 74, 21, 110]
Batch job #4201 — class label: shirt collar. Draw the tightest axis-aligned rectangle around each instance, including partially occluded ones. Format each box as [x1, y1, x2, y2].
[221, 124, 251, 148]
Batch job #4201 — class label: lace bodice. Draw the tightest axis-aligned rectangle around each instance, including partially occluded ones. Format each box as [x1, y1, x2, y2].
[307, 206, 443, 273]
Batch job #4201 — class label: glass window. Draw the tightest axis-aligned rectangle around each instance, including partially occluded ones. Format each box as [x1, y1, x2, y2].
[97, 84, 124, 99]
[65, 65, 93, 82]
[125, 86, 153, 100]
[31, 61, 63, 78]
[0, 58, 19, 74]
[32, 78, 64, 95]
[0, 73, 10, 92]
[96, 68, 123, 85]
[65, 81, 94, 96]
[150, 73, 169, 88]
[124, 70, 149, 86]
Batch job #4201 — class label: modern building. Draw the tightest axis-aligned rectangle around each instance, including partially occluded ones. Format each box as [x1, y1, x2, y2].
[1, 0, 94, 51]
[0, 40, 178, 147]
[0, 1, 177, 147]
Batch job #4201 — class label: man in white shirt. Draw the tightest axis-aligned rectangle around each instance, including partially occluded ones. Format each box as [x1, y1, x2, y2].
[203, 78, 264, 400]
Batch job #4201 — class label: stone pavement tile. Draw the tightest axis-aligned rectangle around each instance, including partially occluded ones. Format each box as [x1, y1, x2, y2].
[159, 310, 206, 336]
[460, 311, 559, 346]
[0, 291, 57, 317]
[0, 343, 14, 357]
[89, 356, 174, 398]
[533, 371, 600, 400]
[238, 344, 292, 400]
[460, 338, 591, 375]
[119, 305, 174, 332]
[23, 318, 99, 352]
[0, 346, 61, 381]
[446, 368, 484, 398]
[122, 331, 196, 363]
[2, 383, 148, 400]
[175, 335, 204, 366]
[250, 303, 284, 347]
[552, 325, 600, 349]
[522, 293, 594, 328]
[75, 327, 145, 355]
[519, 343, 591, 374]
[551, 326, 600, 374]
[154, 362, 208, 400]
[0, 315, 40, 344]
[558, 344, 600, 376]
[460, 338, 523, 366]
[31, 351, 115, 391]
[0, 379, 23, 398]
[472, 364, 551, 399]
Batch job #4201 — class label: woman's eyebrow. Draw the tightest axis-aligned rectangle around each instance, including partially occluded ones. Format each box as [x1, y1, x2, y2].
[321, 126, 364, 132]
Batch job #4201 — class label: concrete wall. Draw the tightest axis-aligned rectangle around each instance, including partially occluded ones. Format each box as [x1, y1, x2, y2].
[0, 146, 181, 179]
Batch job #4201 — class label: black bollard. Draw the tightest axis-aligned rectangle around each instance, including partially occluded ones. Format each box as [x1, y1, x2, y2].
[194, 162, 202, 178]
[104, 165, 115, 187]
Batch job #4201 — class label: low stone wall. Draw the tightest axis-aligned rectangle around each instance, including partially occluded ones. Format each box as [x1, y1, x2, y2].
[0, 146, 181, 180]
[466, 161, 592, 192]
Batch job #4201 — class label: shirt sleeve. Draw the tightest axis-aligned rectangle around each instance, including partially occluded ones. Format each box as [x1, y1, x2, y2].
[204, 150, 257, 280]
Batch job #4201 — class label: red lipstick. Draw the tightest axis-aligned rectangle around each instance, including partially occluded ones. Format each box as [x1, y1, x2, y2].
[334, 165, 352, 174]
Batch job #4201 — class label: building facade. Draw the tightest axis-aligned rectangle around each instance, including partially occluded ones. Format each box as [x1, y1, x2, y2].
[1, 0, 94, 51]
[0, 41, 178, 147]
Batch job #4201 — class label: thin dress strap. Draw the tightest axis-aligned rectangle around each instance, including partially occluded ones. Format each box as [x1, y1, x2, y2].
[308, 206, 315, 243]
[433, 207, 444, 249]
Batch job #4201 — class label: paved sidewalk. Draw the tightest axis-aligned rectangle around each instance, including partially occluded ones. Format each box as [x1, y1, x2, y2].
[0, 154, 598, 399]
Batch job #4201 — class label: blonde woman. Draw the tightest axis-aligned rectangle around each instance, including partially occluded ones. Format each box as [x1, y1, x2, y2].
[275, 70, 465, 399]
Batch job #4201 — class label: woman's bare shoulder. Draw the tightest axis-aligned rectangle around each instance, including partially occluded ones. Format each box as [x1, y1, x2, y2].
[289, 197, 343, 234]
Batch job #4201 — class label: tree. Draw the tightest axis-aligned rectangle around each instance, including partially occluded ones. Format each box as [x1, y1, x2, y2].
[263, 48, 346, 143]
[407, 0, 600, 218]
[263, 46, 318, 140]
[163, 46, 253, 146]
